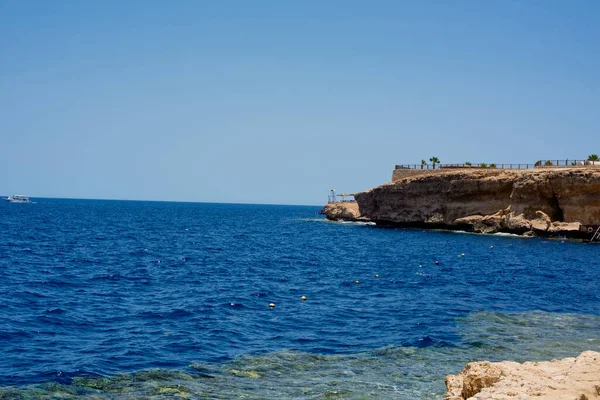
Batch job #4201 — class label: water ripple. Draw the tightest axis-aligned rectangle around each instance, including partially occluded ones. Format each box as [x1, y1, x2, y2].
[0, 200, 599, 398]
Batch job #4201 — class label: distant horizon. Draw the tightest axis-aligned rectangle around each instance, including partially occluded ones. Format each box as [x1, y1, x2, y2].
[1, 194, 324, 207]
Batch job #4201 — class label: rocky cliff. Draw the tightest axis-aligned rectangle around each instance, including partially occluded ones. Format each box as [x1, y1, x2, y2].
[353, 168, 600, 237]
[445, 350, 600, 399]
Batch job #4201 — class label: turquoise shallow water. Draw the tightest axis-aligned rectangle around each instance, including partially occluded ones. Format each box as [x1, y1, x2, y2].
[1, 199, 599, 398]
[7, 311, 600, 399]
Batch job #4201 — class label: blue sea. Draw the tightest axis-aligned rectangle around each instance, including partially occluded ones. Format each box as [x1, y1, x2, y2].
[1, 199, 599, 399]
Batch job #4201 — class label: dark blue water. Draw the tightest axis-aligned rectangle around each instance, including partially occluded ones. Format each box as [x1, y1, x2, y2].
[1, 199, 599, 398]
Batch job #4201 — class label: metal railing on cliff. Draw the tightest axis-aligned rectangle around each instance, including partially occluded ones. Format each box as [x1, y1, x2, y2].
[395, 159, 598, 170]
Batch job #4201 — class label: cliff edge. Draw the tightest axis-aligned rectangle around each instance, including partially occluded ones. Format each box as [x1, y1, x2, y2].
[445, 350, 600, 399]
[354, 168, 600, 237]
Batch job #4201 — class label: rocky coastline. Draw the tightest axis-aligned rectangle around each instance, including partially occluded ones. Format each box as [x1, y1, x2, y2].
[318, 201, 365, 222]
[320, 168, 600, 397]
[322, 168, 600, 239]
[445, 351, 600, 399]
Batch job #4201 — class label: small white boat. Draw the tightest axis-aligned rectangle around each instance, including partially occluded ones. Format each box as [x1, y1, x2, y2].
[5, 195, 31, 203]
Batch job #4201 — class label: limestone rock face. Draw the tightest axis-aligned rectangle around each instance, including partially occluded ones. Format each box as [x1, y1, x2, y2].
[445, 362, 502, 400]
[320, 202, 361, 221]
[445, 351, 600, 400]
[354, 168, 600, 236]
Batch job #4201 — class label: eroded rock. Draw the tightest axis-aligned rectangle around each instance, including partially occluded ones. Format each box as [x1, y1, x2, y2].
[319, 202, 362, 221]
[445, 351, 600, 400]
[354, 168, 600, 237]
[445, 361, 503, 399]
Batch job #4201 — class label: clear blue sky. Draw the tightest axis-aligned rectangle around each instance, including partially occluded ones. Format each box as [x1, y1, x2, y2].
[1, 1, 598, 205]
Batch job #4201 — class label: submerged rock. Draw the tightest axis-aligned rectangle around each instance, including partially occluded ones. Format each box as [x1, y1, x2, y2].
[445, 350, 600, 399]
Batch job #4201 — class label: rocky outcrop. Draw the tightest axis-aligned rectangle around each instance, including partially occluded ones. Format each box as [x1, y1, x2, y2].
[354, 168, 600, 237]
[319, 202, 363, 221]
[445, 351, 600, 399]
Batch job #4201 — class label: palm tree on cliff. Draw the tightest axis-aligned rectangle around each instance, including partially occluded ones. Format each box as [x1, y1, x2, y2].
[421, 159, 427, 169]
[588, 154, 599, 161]
[429, 156, 440, 169]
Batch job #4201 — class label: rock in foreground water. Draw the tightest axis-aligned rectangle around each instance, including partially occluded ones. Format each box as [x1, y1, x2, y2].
[445, 350, 600, 399]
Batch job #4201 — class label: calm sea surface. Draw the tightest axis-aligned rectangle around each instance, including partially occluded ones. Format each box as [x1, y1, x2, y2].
[1, 199, 599, 399]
